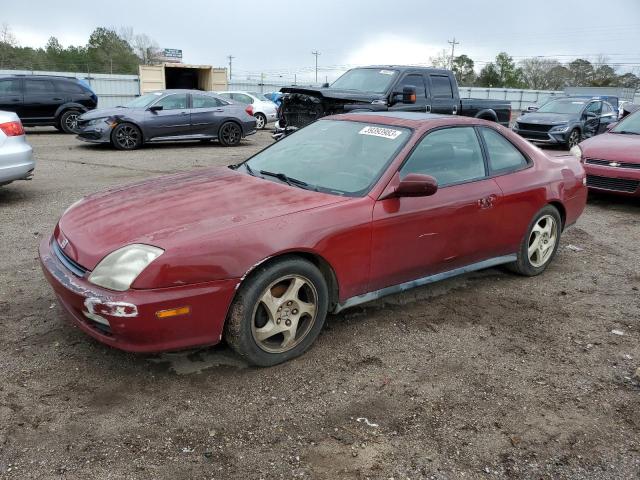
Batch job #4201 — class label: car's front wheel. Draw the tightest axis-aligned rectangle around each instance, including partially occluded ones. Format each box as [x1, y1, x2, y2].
[566, 128, 581, 149]
[224, 257, 329, 366]
[254, 113, 266, 130]
[59, 110, 81, 134]
[509, 205, 562, 276]
[111, 123, 142, 150]
[219, 121, 242, 146]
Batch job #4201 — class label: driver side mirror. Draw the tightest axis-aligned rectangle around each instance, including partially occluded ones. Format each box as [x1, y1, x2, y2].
[392, 173, 438, 198]
[391, 86, 417, 105]
[148, 105, 163, 112]
[321, 82, 330, 88]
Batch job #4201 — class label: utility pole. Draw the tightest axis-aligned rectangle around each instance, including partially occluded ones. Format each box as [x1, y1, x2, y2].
[312, 50, 321, 83]
[447, 37, 459, 69]
[227, 55, 234, 81]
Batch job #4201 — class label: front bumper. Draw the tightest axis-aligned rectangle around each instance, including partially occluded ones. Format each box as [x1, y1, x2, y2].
[584, 162, 640, 196]
[512, 127, 569, 145]
[0, 137, 34, 184]
[39, 237, 240, 353]
[76, 125, 112, 144]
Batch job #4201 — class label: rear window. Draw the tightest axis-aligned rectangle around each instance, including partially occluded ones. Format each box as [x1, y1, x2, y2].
[0, 78, 21, 94]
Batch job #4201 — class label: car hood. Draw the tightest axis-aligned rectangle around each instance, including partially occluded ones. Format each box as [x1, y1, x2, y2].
[280, 86, 385, 102]
[580, 133, 640, 162]
[57, 167, 349, 269]
[79, 107, 140, 120]
[517, 113, 574, 124]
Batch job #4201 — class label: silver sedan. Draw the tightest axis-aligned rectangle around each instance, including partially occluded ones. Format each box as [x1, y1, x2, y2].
[0, 110, 34, 186]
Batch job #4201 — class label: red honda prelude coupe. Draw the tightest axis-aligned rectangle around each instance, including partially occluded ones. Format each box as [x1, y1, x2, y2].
[40, 113, 587, 366]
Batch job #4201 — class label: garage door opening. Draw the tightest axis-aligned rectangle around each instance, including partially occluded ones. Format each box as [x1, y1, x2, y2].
[139, 64, 228, 94]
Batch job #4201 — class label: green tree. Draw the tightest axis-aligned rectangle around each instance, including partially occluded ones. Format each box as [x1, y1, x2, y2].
[568, 59, 594, 86]
[87, 27, 139, 73]
[495, 52, 523, 88]
[452, 54, 475, 86]
[477, 63, 500, 87]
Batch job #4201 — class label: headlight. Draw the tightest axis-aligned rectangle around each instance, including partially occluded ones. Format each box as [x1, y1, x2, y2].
[550, 124, 569, 133]
[88, 244, 164, 291]
[570, 145, 582, 160]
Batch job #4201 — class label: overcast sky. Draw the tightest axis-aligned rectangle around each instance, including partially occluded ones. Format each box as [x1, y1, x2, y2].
[4, 0, 640, 82]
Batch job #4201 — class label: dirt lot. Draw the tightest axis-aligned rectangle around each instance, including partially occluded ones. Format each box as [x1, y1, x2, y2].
[1, 128, 639, 479]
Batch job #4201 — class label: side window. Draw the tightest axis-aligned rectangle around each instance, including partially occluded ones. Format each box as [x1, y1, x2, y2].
[0, 79, 21, 95]
[25, 79, 55, 94]
[233, 93, 254, 104]
[601, 102, 613, 115]
[396, 74, 426, 101]
[585, 101, 602, 115]
[400, 127, 486, 187]
[154, 94, 188, 110]
[429, 75, 454, 98]
[218, 92, 232, 100]
[56, 80, 85, 94]
[479, 128, 528, 174]
[192, 94, 222, 108]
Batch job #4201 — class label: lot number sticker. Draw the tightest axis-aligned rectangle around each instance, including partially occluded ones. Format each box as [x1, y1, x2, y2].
[359, 126, 403, 140]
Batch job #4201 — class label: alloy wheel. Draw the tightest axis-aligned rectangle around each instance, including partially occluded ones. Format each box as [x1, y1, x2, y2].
[528, 215, 558, 268]
[221, 123, 241, 145]
[251, 275, 318, 353]
[64, 112, 79, 132]
[115, 125, 139, 149]
[568, 130, 580, 148]
[255, 114, 266, 129]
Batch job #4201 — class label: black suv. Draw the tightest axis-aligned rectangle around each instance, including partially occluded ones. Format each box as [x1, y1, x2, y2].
[0, 75, 97, 133]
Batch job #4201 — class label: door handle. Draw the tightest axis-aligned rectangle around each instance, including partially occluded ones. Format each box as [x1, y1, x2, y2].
[52, 97, 63, 101]
[426, 105, 432, 113]
[452, 105, 458, 115]
[181, 111, 189, 115]
[214, 109, 224, 112]
[11, 98, 20, 102]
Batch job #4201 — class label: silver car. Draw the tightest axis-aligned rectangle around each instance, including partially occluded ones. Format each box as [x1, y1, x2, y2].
[0, 110, 34, 186]
[216, 91, 278, 130]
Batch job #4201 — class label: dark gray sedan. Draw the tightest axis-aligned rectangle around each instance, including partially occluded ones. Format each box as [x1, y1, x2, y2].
[76, 90, 257, 150]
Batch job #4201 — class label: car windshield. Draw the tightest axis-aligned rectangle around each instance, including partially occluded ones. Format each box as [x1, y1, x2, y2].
[244, 119, 411, 196]
[330, 68, 398, 94]
[249, 92, 270, 101]
[124, 92, 164, 108]
[537, 99, 586, 114]
[611, 111, 640, 134]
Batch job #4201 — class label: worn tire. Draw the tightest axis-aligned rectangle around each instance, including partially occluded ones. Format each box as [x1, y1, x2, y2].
[224, 257, 329, 367]
[111, 123, 142, 150]
[218, 121, 242, 147]
[254, 113, 267, 130]
[59, 110, 81, 134]
[507, 205, 562, 276]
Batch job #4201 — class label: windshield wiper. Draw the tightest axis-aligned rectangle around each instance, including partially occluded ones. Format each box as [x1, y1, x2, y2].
[259, 170, 317, 190]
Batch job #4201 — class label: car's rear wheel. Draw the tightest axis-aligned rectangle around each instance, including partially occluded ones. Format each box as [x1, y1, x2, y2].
[111, 123, 142, 150]
[224, 257, 329, 366]
[59, 110, 81, 134]
[566, 128, 581, 149]
[219, 121, 242, 146]
[254, 113, 266, 130]
[508, 205, 562, 276]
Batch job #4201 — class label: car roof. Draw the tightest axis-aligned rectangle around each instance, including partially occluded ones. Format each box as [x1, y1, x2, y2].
[0, 74, 79, 81]
[350, 65, 452, 74]
[325, 111, 489, 130]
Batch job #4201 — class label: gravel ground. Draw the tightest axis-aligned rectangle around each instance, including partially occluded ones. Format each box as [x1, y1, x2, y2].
[1, 128, 639, 479]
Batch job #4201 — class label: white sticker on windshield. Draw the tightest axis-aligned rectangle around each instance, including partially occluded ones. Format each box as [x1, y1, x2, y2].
[379, 70, 395, 75]
[359, 126, 402, 140]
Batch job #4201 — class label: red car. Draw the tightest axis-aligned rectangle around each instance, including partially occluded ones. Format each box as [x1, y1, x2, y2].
[40, 113, 587, 366]
[573, 110, 640, 196]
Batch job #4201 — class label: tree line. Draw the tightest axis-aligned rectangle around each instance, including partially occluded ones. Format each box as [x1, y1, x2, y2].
[431, 50, 640, 90]
[0, 24, 162, 74]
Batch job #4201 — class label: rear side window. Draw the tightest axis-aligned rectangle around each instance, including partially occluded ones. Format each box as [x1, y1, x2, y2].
[192, 94, 223, 108]
[232, 93, 254, 104]
[25, 79, 55, 93]
[401, 127, 486, 187]
[479, 128, 528, 173]
[56, 80, 86, 94]
[429, 75, 453, 98]
[0, 79, 21, 94]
